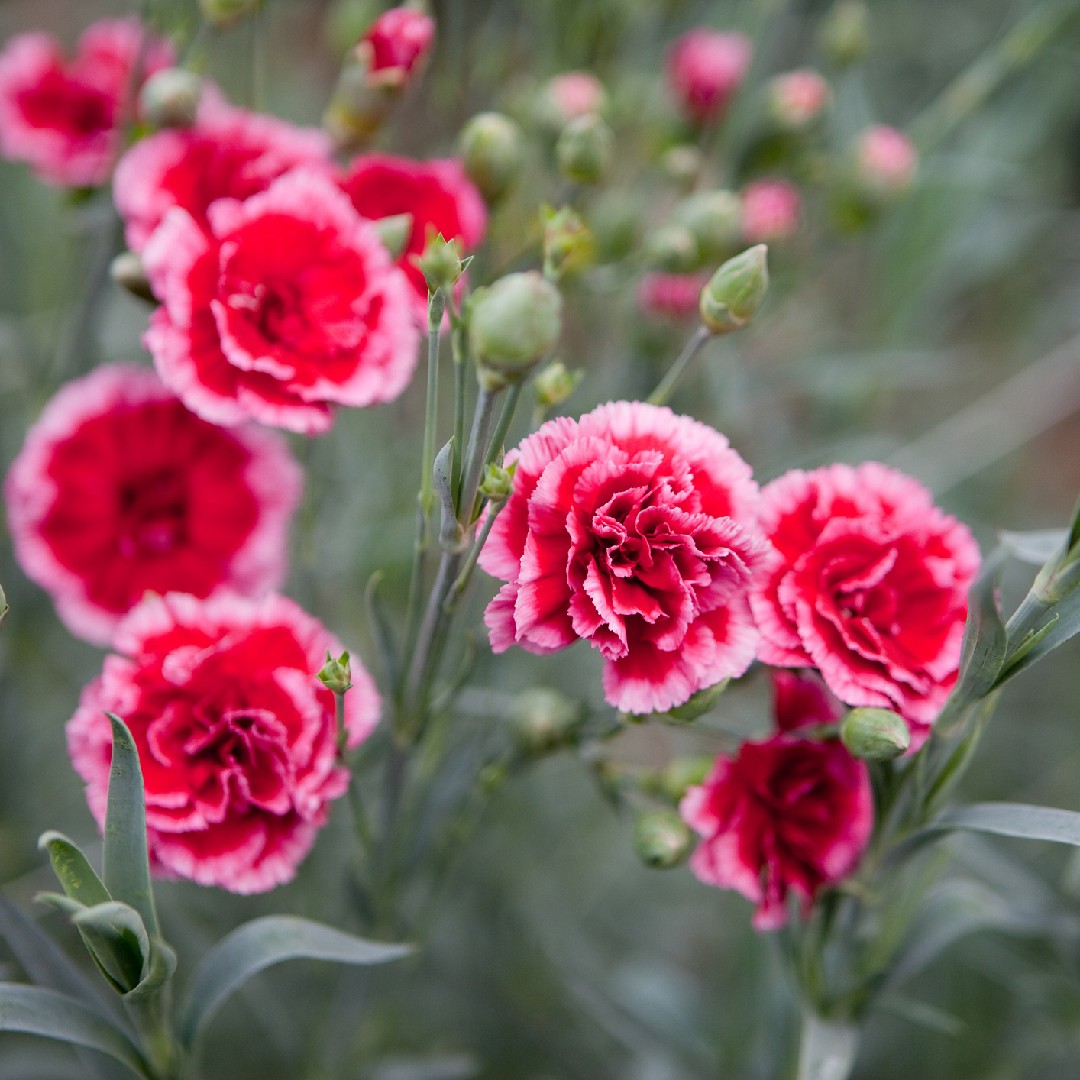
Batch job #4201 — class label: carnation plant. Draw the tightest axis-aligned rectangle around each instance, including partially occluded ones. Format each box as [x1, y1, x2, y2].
[1, 1, 1079, 1077]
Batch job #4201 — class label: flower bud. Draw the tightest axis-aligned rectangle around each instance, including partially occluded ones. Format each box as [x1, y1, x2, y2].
[555, 113, 614, 185]
[533, 360, 583, 409]
[661, 145, 703, 192]
[741, 179, 800, 243]
[637, 272, 707, 322]
[632, 809, 693, 869]
[659, 756, 714, 802]
[672, 191, 742, 263]
[458, 112, 524, 204]
[534, 71, 607, 130]
[138, 69, 202, 129]
[666, 29, 752, 125]
[361, 6, 435, 82]
[479, 462, 514, 504]
[767, 69, 830, 132]
[469, 272, 562, 390]
[542, 205, 593, 281]
[664, 679, 729, 722]
[317, 650, 352, 694]
[510, 687, 584, 754]
[373, 212, 413, 261]
[840, 707, 910, 761]
[699, 244, 768, 334]
[110, 252, 156, 303]
[199, 0, 263, 27]
[854, 125, 917, 199]
[819, 1, 869, 68]
[415, 231, 463, 293]
[643, 224, 699, 272]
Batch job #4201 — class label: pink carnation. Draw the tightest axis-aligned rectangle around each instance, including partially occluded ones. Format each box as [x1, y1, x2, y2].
[769, 69, 829, 129]
[750, 463, 980, 744]
[0, 18, 173, 186]
[681, 673, 872, 929]
[636, 272, 708, 322]
[741, 178, 801, 243]
[666, 29, 752, 125]
[4, 365, 300, 646]
[339, 154, 487, 317]
[68, 592, 379, 893]
[142, 168, 420, 434]
[114, 92, 331, 252]
[545, 72, 606, 122]
[856, 124, 917, 195]
[479, 402, 772, 715]
[360, 7, 435, 79]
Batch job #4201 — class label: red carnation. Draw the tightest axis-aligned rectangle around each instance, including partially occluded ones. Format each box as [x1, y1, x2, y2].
[114, 91, 331, 252]
[4, 365, 300, 645]
[479, 402, 772, 715]
[750, 463, 979, 744]
[666, 29, 752, 125]
[636, 272, 708, 322]
[361, 7, 435, 81]
[142, 168, 420, 433]
[0, 18, 173, 187]
[339, 154, 486, 316]
[67, 592, 379, 893]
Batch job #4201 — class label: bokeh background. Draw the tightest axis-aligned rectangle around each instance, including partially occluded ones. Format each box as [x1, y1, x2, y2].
[2, 0, 1080, 1076]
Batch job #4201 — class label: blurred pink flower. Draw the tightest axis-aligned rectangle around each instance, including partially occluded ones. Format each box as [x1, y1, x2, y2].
[114, 91, 331, 252]
[666, 29, 752, 124]
[636, 272, 707, 321]
[0, 18, 173, 186]
[545, 72, 606, 122]
[4, 365, 301, 645]
[143, 168, 420, 434]
[769, 69, 829, 129]
[68, 592, 379, 893]
[750, 464, 979, 745]
[856, 124, 917, 195]
[741, 178, 801, 242]
[480, 402, 772, 715]
[360, 6, 435, 81]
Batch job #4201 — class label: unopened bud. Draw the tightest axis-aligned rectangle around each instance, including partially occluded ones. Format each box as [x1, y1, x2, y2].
[373, 212, 413, 261]
[459, 112, 524, 204]
[672, 191, 742, 263]
[414, 231, 462, 295]
[323, 61, 395, 151]
[139, 69, 202, 129]
[479, 463, 514, 503]
[664, 679, 729, 723]
[659, 756, 714, 802]
[361, 6, 435, 82]
[510, 688, 584, 754]
[556, 113, 614, 185]
[854, 125, 917, 199]
[632, 809, 693, 869]
[199, 0, 263, 28]
[643, 224, 699, 272]
[820, 1, 869, 68]
[741, 179, 800, 243]
[110, 252, 156, 303]
[660, 144, 703, 190]
[534, 71, 607, 131]
[699, 244, 769, 334]
[533, 360, 583, 409]
[317, 650, 352, 694]
[767, 69, 830, 131]
[470, 272, 562, 390]
[840, 707, 910, 761]
[542, 205, 593, 281]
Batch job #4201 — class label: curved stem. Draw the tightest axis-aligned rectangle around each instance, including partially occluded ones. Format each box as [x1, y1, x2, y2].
[647, 326, 712, 407]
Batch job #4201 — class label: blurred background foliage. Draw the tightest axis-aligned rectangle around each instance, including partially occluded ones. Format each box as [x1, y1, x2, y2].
[2, 0, 1080, 1076]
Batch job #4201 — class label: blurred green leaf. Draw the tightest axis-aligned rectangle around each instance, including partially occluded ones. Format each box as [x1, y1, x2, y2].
[949, 548, 1007, 709]
[39, 831, 110, 908]
[102, 715, 158, 939]
[937, 802, 1080, 847]
[0, 983, 151, 1078]
[1000, 529, 1069, 565]
[177, 915, 412, 1051]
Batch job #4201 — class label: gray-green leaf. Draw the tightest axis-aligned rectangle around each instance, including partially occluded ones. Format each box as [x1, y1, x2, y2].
[39, 831, 111, 908]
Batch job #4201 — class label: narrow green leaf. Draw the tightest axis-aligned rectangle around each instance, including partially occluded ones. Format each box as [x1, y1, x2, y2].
[365, 570, 400, 693]
[795, 1010, 859, 1080]
[39, 831, 111, 908]
[1000, 590, 1080, 680]
[937, 802, 1080, 847]
[1000, 528, 1068, 565]
[0, 582, 7, 628]
[124, 938, 176, 1001]
[73, 902, 150, 993]
[102, 714, 158, 938]
[177, 916, 411, 1050]
[950, 548, 1007, 706]
[0, 983, 151, 1078]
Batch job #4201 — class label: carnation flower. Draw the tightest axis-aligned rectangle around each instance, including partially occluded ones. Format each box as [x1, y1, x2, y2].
[360, 6, 435, 80]
[666, 29, 752, 125]
[339, 154, 487, 316]
[681, 674, 872, 929]
[67, 592, 380, 893]
[741, 178, 801, 243]
[4, 365, 300, 645]
[143, 168, 420, 433]
[768, 69, 830, 130]
[0, 18, 173, 187]
[536, 72, 607, 128]
[636, 272, 708, 322]
[855, 124, 918, 196]
[479, 402, 772, 714]
[114, 92, 331, 252]
[750, 463, 980, 744]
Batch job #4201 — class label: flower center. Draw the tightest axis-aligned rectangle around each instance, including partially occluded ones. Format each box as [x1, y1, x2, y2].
[116, 467, 188, 557]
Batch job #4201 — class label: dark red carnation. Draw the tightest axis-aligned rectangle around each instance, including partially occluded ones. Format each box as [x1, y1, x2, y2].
[361, 7, 435, 79]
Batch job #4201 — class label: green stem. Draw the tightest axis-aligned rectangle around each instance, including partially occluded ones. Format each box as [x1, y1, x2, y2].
[647, 326, 712, 407]
[418, 292, 446, 520]
[457, 385, 502, 525]
[451, 308, 468, 502]
[445, 500, 504, 614]
[484, 382, 524, 469]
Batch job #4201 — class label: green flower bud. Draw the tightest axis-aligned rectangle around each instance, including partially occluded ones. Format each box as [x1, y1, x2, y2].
[199, 0, 263, 28]
[555, 114, 614, 185]
[510, 688, 584, 754]
[479, 463, 514, 504]
[415, 231, 462, 293]
[469, 272, 563, 390]
[542, 205, 593, 281]
[110, 252, 156, 304]
[840, 707, 910, 761]
[643, 224, 700, 272]
[672, 191, 742, 263]
[663, 679, 729, 723]
[371, 212, 413, 261]
[660, 144, 703, 191]
[317, 650, 353, 694]
[659, 756, 714, 802]
[632, 809, 693, 869]
[533, 360, 583, 409]
[139, 69, 202, 129]
[819, 1, 869, 68]
[459, 112, 524, 204]
[699, 244, 769, 334]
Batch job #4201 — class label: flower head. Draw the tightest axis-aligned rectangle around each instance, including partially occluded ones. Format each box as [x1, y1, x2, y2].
[741, 178, 800, 243]
[636, 272, 708, 322]
[0, 18, 173, 187]
[4, 365, 300, 645]
[479, 402, 771, 714]
[666, 29, 752, 125]
[750, 463, 979, 744]
[142, 168, 420, 434]
[68, 592, 379, 893]
[855, 124, 917, 197]
[360, 7, 435, 82]
[768, 70, 830, 130]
